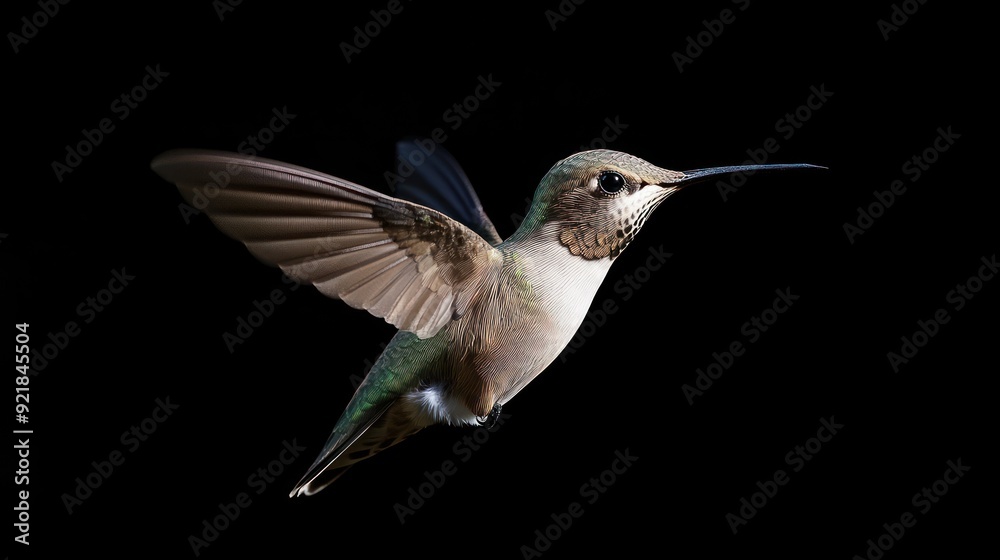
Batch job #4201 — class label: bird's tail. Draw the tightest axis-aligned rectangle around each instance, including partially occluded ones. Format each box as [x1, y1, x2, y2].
[289, 401, 422, 497]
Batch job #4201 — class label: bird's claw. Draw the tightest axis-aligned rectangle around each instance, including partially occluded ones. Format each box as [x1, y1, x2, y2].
[477, 402, 502, 429]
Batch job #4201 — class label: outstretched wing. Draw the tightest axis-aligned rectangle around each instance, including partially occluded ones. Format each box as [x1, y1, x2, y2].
[152, 149, 501, 339]
[393, 140, 503, 246]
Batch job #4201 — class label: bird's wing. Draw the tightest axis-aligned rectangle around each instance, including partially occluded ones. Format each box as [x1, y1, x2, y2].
[152, 149, 501, 339]
[392, 140, 503, 246]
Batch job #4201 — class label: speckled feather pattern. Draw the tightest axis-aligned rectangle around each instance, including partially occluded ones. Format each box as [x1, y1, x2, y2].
[539, 151, 683, 259]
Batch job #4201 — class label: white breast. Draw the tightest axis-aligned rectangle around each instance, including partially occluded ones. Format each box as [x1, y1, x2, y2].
[495, 224, 615, 403]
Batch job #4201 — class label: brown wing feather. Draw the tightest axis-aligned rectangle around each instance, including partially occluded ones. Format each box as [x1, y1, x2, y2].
[152, 149, 500, 338]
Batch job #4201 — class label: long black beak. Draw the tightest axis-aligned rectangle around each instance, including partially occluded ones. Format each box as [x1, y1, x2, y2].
[674, 163, 825, 187]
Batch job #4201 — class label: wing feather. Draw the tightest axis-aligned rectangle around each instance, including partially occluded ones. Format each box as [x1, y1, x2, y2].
[152, 149, 500, 338]
[393, 140, 503, 245]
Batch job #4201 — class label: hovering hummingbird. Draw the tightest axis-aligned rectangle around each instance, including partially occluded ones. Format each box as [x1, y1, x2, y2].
[152, 141, 819, 496]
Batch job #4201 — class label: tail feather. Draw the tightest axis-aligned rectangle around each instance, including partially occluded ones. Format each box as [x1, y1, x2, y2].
[290, 401, 422, 497]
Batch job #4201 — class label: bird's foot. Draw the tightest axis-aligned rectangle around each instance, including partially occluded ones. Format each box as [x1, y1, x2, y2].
[477, 402, 502, 429]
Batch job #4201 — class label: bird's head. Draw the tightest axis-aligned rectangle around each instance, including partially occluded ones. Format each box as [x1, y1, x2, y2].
[513, 149, 821, 260]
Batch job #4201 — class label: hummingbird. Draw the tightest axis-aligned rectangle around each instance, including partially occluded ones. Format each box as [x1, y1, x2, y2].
[152, 141, 820, 497]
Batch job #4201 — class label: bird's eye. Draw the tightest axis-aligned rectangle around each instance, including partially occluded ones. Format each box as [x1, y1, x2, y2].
[598, 171, 627, 195]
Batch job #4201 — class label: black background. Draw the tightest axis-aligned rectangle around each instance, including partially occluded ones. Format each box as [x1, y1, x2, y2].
[5, 1, 994, 558]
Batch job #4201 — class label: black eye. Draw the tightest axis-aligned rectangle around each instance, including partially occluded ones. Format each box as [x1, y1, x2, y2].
[598, 171, 627, 194]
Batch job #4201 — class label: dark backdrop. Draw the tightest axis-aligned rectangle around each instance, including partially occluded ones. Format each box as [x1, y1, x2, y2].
[6, 1, 993, 558]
